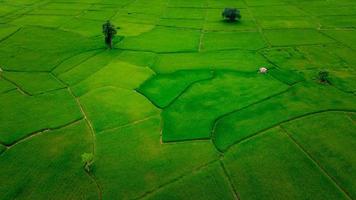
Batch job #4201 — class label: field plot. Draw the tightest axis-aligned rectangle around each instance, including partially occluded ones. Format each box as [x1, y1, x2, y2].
[0, 0, 355, 199]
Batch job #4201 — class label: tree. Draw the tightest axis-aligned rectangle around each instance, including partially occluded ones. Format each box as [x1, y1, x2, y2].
[318, 71, 329, 83]
[81, 152, 94, 173]
[222, 8, 241, 22]
[102, 20, 117, 49]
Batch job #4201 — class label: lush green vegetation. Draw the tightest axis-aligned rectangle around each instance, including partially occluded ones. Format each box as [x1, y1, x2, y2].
[0, 0, 355, 199]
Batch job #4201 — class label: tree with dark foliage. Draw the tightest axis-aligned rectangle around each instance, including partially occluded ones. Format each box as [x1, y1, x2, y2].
[222, 8, 241, 22]
[102, 20, 117, 49]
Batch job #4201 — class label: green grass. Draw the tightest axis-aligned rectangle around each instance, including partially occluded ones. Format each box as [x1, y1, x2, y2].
[256, 16, 318, 29]
[0, 25, 18, 40]
[158, 18, 204, 29]
[80, 87, 160, 133]
[207, 0, 246, 8]
[250, 5, 307, 17]
[95, 116, 219, 199]
[0, 77, 15, 93]
[154, 50, 272, 73]
[268, 68, 305, 85]
[52, 50, 101, 75]
[162, 71, 287, 141]
[0, 144, 6, 154]
[264, 29, 335, 46]
[1, 0, 356, 199]
[0, 120, 98, 200]
[145, 162, 236, 200]
[202, 31, 267, 51]
[58, 50, 122, 86]
[162, 8, 206, 20]
[0, 27, 102, 72]
[213, 82, 356, 151]
[261, 45, 347, 70]
[119, 27, 201, 52]
[322, 30, 356, 50]
[72, 60, 154, 96]
[9, 15, 72, 28]
[138, 70, 214, 108]
[2, 72, 65, 95]
[118, 51, 157, 67]
[0, 89, 82, 145]
[223, 127, 349, 200]
[282, 112, 356, 199]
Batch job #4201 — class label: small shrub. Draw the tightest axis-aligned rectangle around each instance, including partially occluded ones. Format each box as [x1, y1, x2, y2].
[318, 71, 329, 83]
[81, 152, 94, 173]
[222, 8, 241, 22]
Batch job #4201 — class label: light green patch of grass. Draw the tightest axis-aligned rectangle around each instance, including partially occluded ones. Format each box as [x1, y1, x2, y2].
[10, 15, 73, 28]
[204, 20, 258, 31]
[138, 70, 214, 108]
[0, 120, 98, 200]
[116, 22, 155, 36]
[207, 0, 246, 8]
[145, 162, 235, 200]
[202, 31, 266, 51]
[251, 5, 307, 17]
[223, 127, 349, 200]
[116, 50, 157, 68]
[119, 27, 201, 52]
[111, 11, 160, 25]
[122, 0, 167, 16]
[261, 45, 347, 71]
[53, 50, 101, 75]
[80, 87, 160, 133]
[162, 71, 287, 141]
[0, 89, 82, 145]
[264, 29, 335, 46]
[2, 72, 65, 95]
[29, 8, 82, 16]
[60, 18, 104, 37]
[257, 16, 319, 29]
[72, 61, 154, 96]
[282, 112, 356, 199]
[163, 8, 206, 20]
[168, 0, 207, 8]
[40, 2, 91, 10]
[158, 18, 203, 29]
[79, 10, 117, 21]
[154, 50, 271, 73]
[58, 50, 121, 86]
[300, 5, 356, 16]
[214, 82, 356, 151]
[95, 116, 219, 200]
[244, 0, 286, 6]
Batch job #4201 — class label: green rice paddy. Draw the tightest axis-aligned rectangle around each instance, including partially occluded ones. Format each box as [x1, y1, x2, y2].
[0, 0, 355, 199]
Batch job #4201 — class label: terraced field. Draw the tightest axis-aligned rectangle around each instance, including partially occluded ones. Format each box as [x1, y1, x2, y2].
[0, 0, 355, 199]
